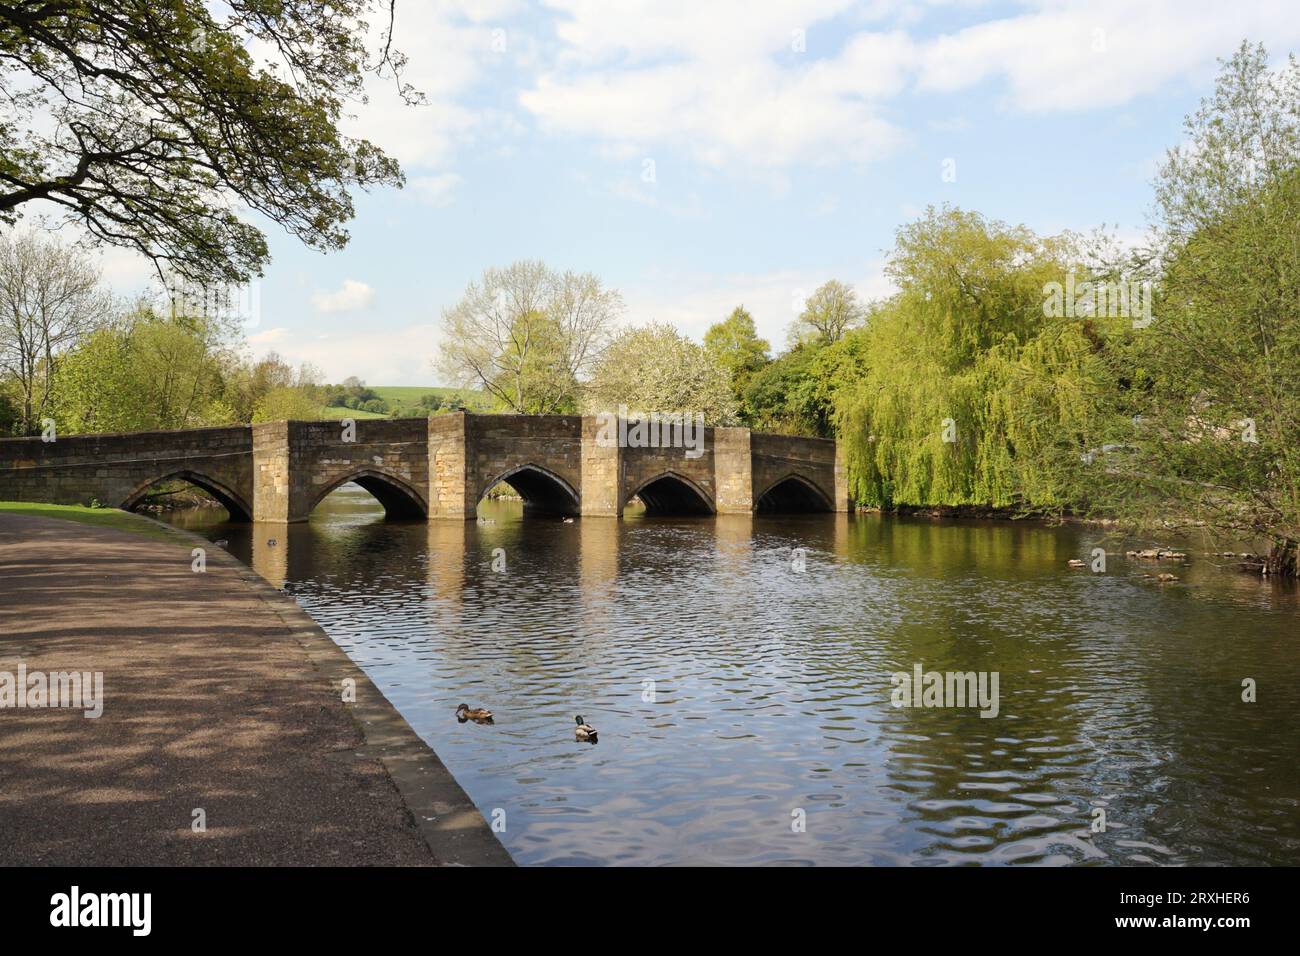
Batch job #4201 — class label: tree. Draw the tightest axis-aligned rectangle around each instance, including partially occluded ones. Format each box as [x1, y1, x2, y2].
[790, 279, 865, 347]
[835, 206, 1087, 509]
[419, 391, 468, 414]
[704, 306, 770, 404]
[794, 328, 872, 436]
[251, 373, 324, 422]
[0, 229, 112, 434]
[584, 322, 738, 425]
[1073, 43, 1300, 575]
[0, 379, 18, 433]
[222, 351, 302, 421]
[742, 343, 823, 435]
[0, 1, 410, 284]
[437, 261, 622, 414]
[54, 306, 237, 432]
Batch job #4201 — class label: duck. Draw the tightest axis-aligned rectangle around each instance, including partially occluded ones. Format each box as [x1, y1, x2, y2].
[1156, 572, 1178, 583]
[573, 715, 598, 742]
[456, 703, 494, 723]
[562, 517, 575, 524]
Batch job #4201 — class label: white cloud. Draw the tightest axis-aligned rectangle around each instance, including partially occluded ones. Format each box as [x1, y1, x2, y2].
[623, 262, 893, 348]
[247, 323, 441, 385]
[342, 2, 489, 168]
[93, 243, 157, 293]
[517, 0, 1300, 172]
[521, 2, 914, 168]
[246, 326, 290, 346]
[311, 279, 375, 314]
[916, 0, 1300, 111]
[410, 172, 464, 206]
[333, 1, 530, 201]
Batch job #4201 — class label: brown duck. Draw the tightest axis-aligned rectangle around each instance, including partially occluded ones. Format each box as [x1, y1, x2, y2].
[456, 703, 494, 724]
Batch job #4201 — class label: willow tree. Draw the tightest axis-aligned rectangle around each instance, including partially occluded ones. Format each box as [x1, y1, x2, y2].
[1072, 44, 1300, 575]
[836, 206, 1092, 510]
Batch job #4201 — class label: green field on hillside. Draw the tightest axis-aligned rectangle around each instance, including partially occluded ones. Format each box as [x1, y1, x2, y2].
[370, 386, 495, 416]
[316, 385, 494, 419]
[315, 404, 389, 420]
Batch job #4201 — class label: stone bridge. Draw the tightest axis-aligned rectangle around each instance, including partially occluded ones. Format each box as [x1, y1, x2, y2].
[0, 413, 848, 522]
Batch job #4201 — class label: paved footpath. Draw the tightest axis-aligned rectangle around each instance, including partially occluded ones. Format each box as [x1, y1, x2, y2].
[0, 512, 512, 866]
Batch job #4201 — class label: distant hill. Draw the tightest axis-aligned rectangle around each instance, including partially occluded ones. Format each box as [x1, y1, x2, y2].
[315, 404, 388, 420]
[364, 386, 489, 416]
[316, 386, 494, 421]
[370, 386, 495, 416]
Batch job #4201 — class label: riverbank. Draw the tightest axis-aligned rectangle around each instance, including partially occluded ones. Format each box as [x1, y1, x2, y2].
[0, 506, 512, 866]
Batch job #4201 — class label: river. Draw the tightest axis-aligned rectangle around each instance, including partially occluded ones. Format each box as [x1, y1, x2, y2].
[162, 485, 1300, 866]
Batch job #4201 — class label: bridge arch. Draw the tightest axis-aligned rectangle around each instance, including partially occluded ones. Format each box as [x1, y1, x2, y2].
[629, 471, 715, 516]
[121, 470, 254, 522]
[479, 463, 580, 517]
[310, 468, 428, 519]
[755, 473, 834, 513]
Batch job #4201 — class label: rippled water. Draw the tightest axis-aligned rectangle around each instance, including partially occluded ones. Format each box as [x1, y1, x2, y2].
[166, 486, 1300, 866]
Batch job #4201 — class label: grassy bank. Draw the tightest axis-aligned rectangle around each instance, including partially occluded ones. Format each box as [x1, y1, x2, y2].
[0, 501, 185, 544]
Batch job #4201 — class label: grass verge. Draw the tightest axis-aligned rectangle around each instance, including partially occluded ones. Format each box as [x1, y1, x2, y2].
[0, 501, 187, 544]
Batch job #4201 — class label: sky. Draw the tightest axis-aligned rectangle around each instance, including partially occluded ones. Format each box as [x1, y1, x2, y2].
[97, 0, 1300, 385]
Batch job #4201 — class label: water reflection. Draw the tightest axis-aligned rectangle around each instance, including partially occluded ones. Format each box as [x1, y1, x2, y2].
[164, 485, 1300, 866]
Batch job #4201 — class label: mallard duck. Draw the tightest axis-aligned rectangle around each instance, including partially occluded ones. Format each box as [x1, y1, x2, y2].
[573, 715, 597, 742]
[456, 703, 494, 723]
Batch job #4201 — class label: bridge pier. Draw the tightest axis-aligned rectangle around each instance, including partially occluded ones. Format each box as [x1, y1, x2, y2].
[252, 421, 296, 522]
[428, 413, 473, 519]
[579, 416, 621, 517]
[713, 427, 754, 514]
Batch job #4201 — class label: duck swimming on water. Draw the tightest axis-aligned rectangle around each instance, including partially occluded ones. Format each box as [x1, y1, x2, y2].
[574, 715, 597, 742]
[456, 703, 494, 723]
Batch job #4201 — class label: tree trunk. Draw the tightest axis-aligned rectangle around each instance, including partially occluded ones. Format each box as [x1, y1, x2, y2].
[1264, 539, 1298, 578]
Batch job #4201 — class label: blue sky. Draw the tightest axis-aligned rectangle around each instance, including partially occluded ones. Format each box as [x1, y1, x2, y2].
[101, 1, 1300, 385]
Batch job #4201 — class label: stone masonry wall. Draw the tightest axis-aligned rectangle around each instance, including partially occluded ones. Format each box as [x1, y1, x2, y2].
[750, 431, 843, 510]
[713, 427, 753, 514]
[620, 425, 718, 512]
[0, 415, 843, 520]
[0, 426, 254, 518]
